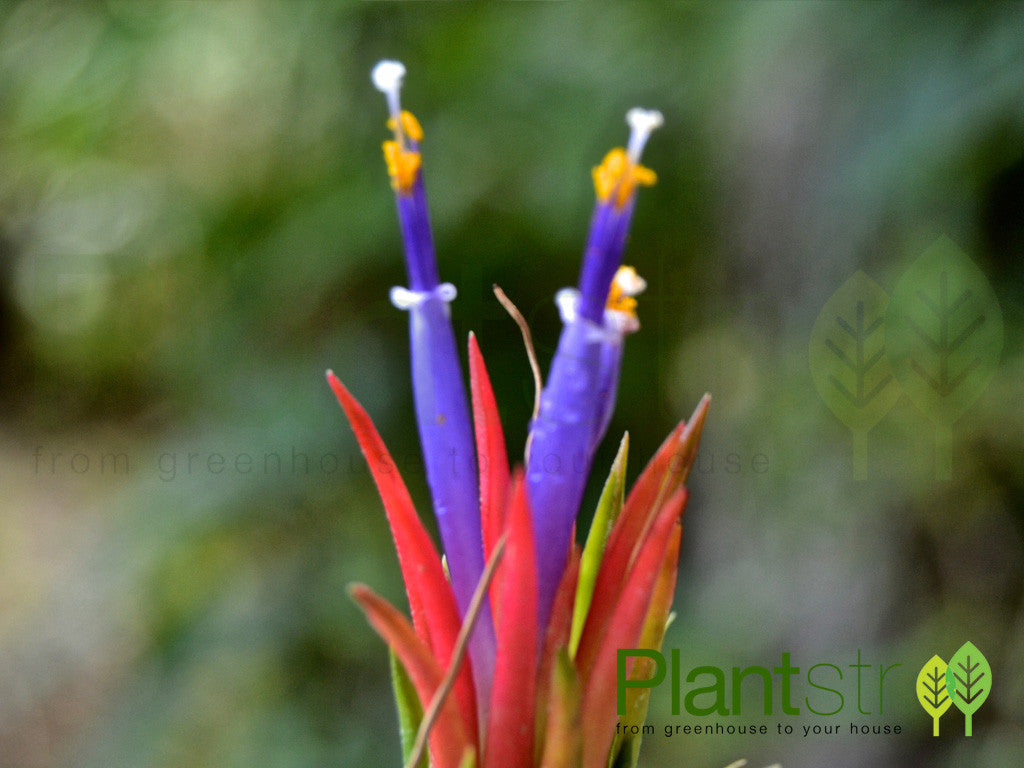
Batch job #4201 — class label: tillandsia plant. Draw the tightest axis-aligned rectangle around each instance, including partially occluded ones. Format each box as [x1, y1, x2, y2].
[327, 60, 709, 768]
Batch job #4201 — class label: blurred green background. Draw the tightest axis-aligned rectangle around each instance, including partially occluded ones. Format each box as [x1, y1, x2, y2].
[1, 2, 1022, 767]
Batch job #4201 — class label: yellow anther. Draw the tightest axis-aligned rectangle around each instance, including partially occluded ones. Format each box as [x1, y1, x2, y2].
[631, 164, 657, 189]
[382, 140, 422, 193]
[593, 149, 626, 203]
[381, 110, 424, 193]
[592, 148, 657, 207]
[386, 110, 424, 143]
[606, 265, 646, 317]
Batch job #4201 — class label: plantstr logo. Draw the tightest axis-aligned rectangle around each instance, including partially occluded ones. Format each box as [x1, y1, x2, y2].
[916, 641, 991, 737]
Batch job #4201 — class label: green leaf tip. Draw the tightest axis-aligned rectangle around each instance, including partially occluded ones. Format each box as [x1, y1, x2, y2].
[390, 651, 428, 768]
[808, 271, 898, 479]
[887, 238, 1004, 479]
[570, 432, 629, 656]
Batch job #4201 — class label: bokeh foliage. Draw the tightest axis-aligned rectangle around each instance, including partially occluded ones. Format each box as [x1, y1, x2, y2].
[1, 2, 1022, 768]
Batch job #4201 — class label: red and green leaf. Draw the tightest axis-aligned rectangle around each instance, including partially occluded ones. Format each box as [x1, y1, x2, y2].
[538, 649, 583, 768]
[611, 523, 681, 767]
[579, 489, 688, 768]
[327, 372, 477, 740]
[350, 585, 473, 768]
[616, 395, 708, 573]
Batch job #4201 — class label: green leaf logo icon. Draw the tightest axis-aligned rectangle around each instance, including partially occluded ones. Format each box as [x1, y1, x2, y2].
[916, 654, 951, 736]
[945, 641, 991, 736]
[810, 271, 900, 479]
[887, 238, 1003, 479]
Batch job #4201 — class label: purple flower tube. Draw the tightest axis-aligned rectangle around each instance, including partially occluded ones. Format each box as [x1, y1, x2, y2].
[526, 108, 662, 623]
[371, 61, 495, 711]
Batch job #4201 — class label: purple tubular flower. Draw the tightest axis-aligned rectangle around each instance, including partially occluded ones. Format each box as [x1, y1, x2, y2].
[526, 108, 661, 623]
[372, 61, 495, 707]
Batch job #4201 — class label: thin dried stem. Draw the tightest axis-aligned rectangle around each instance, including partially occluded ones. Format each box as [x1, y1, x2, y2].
[404, 536, 507, 768]
[493, 285, 542, 421]
[493, 285, 543, 462]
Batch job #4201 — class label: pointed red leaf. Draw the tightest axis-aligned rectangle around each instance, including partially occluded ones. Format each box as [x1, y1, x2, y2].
[575, 396, 707, 676]
[618, 397, 707, 566]
[632, 396, 706, 520]
[327, 372, 477, 740]
[638, 525, 681, 651]
[350, 584, 472, 768]
[579, 490, 687, 768]
[468, 334, 511, 617]
[483, 473, 537, 768]
[616, 395, 707, 574]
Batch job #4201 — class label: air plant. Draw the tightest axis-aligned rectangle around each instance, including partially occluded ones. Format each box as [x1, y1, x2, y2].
[328, 60, 709, 768]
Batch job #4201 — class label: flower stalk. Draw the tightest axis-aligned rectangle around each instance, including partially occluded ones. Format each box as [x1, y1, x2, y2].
[526, 109, 661, 623]
[372, 60, 496, 714]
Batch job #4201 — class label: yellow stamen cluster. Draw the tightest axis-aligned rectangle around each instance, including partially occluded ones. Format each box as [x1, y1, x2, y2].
[382, 110, 425, 193]
[592, 148, 657, 208]
[606, 265, 646, 318]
